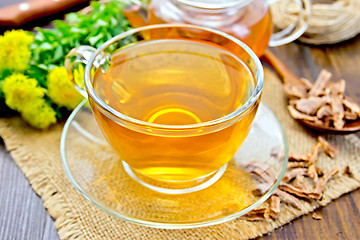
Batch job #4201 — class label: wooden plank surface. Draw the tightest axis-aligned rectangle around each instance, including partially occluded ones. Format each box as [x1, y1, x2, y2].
[0, 141, 60, 240]
[0, 1, 359, 239]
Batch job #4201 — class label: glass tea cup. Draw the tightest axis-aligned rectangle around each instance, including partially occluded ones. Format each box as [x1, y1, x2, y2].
[125, 0, 311, 56]
[65, 24, 264, 194]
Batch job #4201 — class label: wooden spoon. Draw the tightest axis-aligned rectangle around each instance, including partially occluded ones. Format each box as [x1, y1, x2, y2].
[261, 49, 360, 133]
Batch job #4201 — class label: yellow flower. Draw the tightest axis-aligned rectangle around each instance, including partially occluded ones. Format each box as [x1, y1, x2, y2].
[47, 66, 84, 110]
[0, 30, 34, 73]
[21, 99, 57, 130]
[2, 73, 44, 111]
[2, 73, 56, 129]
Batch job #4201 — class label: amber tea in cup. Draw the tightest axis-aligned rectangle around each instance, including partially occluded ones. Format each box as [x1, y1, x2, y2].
[66, 24, 264, 193]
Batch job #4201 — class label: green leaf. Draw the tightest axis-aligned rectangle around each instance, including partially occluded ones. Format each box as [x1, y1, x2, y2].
[34, 31, 45, 41]
[37, 64, 50, 70]
[88, 33, 104, 46]
[65, 12, 81, 23]
[25, 0, 133, 121]
[53, 45, 64, 61]
[95, 18, 108, 27]
[70, 27, 87, 34]
[39, 42, 54, 50]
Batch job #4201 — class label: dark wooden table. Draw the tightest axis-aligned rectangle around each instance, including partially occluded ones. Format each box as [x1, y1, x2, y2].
[0, 1, 359, 239]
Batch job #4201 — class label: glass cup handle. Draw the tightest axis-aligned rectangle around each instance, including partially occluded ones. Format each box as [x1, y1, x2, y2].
[64, 46, 96, 98]
[268, 0, 311, 47]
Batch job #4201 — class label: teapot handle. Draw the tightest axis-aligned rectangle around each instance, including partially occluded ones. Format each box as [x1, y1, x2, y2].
[268, 0, 311, 47]
[122, 0, 148, 28]
[64, 46, 96, 98]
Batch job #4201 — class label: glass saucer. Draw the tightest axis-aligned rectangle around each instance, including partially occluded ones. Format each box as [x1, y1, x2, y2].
[60, 100, 288, 229]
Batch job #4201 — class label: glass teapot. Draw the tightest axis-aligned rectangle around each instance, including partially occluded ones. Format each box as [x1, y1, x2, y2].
[126, 0, 311, 56]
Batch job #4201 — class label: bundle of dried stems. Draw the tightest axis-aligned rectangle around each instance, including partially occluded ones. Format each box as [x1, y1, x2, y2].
[271, 0, 360, 44]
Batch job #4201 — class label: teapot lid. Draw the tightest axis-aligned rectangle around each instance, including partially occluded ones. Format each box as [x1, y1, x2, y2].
[176, 0, 253, 9]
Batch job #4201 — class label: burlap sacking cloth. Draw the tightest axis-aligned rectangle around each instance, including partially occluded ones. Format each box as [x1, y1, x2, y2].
[0, 68, 359, 239]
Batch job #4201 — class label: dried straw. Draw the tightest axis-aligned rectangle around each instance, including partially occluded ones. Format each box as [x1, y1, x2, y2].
[271, 0, 360, 44]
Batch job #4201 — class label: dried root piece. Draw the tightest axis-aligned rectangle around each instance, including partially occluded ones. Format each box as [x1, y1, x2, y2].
[293, 174, 306, 189]
[309, 70, 332, 96]
[289, 152, 311, 162]
[316, 167, 324, 177]
[314, 167, 339, 195]
[318, 136, 339, 158]
[254, 138, 344, 222]
[284, 82, 308, 99]
[274, 189, 302, 210]
[283, 168, 308, 182]
[245, 136, 343, 222]
[345, 111, 359, 120]
[300, 77, 313, 90]
[289, 142, 322, 164]
[279, 182, 321, 200]
[288, 105, 323, 124]
[329, 94, 345, 129]
[240, 208, 267, 221]
[312, 212, 322, 220]
[245, 162, 277, 197]
[327, 80, 346, 96]
[252, 183, 272, 196]
[343, 97, 360, 116]
[269, 195, 281, 220]
[294, 96, 329, 115]
[287, 161, 310, 168]
[244, 162, 276, 184]
[317, 105, 333, 119]
[309, 143, 322, 164]
[307, 164, 318, 183]
[285, 69, 360, 130]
